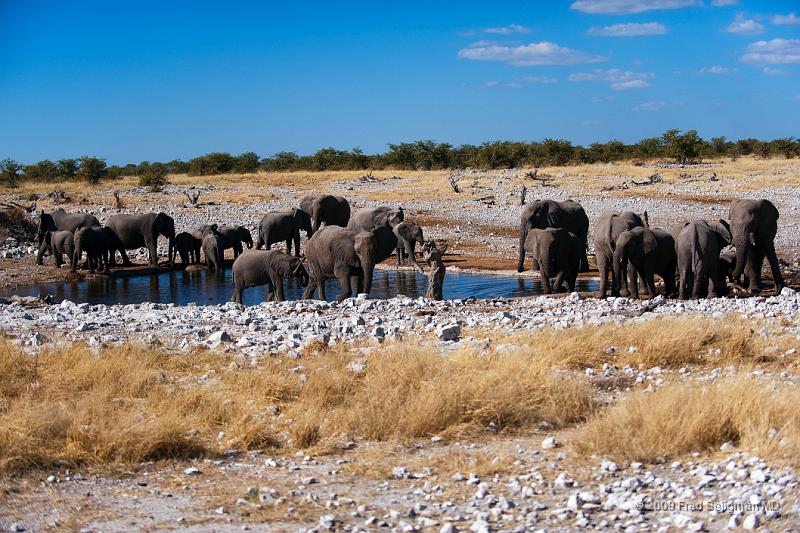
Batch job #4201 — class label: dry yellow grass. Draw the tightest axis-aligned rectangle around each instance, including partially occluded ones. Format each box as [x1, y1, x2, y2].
[0, 339, 593, 473]
[575, 377, 800, 463]
[499, 316, 787, 370]
[5, 157, 795, 206]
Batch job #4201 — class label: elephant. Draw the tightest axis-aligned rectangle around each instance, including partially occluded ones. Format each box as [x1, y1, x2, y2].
[349, 206, 405, 232]
[36, 208, 100, 245]
[299, 194, 351, 233]
[729, 199, 784, 294]
[171, 232, 200, 266]
[676, 219, 732, 299]
[612, 227, 677, 299]
[36, 230, 75, 269]
[517, 199, 590, 274]
[230, 250, 309, 304]
[302, 226, 377, 302]
[105, 212, 176, 267]
[188, 224, 218, 263]
[523, 228, 582, 294]
[216, 226, 253, 259]
[592, 211, 647, 298]
[393, 221, 424, 272]
[202, 233, 225, 274]
[256, 209, 313, 256]
[72, 226, 113, 274]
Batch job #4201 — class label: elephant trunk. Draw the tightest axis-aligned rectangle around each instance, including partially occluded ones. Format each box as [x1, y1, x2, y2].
[612, 245, 626, 294]
[168, 237, 175, 267]
[517, 220, 528, 272]
[361, 260, 375, 295]
[731, 229, 750, 279]
[72, 242, 82, 272]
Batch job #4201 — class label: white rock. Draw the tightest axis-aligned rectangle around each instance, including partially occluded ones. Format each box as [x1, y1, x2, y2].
[436, 323, 461, 342]
[207, 330, 231, 343]
[742, 514, 760, 530]
[183, 467, 201, 475]
[541, 436, 559, 449]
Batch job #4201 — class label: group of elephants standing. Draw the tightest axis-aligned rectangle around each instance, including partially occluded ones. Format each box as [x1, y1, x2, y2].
[33, 193, 785, 303]
[517, 198, 784, 299]
[35, 195, 439, 303]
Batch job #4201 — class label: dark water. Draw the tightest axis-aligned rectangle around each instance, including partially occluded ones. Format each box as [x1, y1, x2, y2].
[0, 268, 599, 306]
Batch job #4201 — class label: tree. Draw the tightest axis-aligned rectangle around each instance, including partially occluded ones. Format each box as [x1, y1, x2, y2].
[0, 159, 23, 188]
[234, 151, 260, 173]
[78, 156, 108, 185]
[25, 160, 59, 182]
[138, 162, 169, 192]
[662, 129, 703, 163]
[57, 158, 79, 180]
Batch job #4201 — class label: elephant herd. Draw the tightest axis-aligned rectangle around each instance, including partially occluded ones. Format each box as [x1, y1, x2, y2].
[517, 198, 785, 299]
[33, 195, 785, 304]
[34, 195, 431, 304]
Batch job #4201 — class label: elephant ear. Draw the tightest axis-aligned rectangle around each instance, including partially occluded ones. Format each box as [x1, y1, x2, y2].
[438, 241, 448, 255]
[714, 219, 732, 244]
[396, 223, 413, 241]
[642, 230, 657, 255]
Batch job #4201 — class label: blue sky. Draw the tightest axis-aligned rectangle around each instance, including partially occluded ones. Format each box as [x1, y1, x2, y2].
[1, 0, 798, 164]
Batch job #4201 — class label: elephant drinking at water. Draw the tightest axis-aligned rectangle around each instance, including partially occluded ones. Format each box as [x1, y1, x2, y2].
[302, 226, 377, 302]
[37, 230, 75, 269]
[256, 209, 313, 256]
[36, 208, 100, 245]
[105, 212, 176, 267]
[231, 250, 308, 304]
[523, 228, 582, 294]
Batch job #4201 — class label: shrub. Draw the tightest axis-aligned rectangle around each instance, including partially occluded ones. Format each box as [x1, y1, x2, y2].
[138, 163, 169, 192]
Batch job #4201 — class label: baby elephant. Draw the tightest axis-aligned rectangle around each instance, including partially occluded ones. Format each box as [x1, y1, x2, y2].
[231, 250, 308, 304]
[393, 221, 424, 272]
[172, 232, 201, 266]
[73, 226, 113, 274]
[37, 230, 75, 269]
[523, 228, 582, 294]
[202, 233, 225, 274]
[676, 219, 732, 299]
[613, 227, 677, 299]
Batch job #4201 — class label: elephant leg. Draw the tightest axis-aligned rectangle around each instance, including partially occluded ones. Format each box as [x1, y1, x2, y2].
[270, 273, 285, 302]
[396, 243, 403, 266]
[302, 278, 317, 300]
[540, 267, 552, 294]
[317, 277, 327, 301]
[293, 230, 301, 257]
[762, 241, 785, 293]
[552, 270, 565, 293]
[691, 268, 705, 299]
[334, 265, 352, 302]
[285, 239, 292, 255]
[55, 253, 63, 268]
[628, 266, 639, 299]
[679, 268, 690, 300]
[119, 248, 132, 267]
[231, 286, 243, 304]
[145, 238, 158, 266]
[567, 270, 578, 293]
[597, 254, 609, 298]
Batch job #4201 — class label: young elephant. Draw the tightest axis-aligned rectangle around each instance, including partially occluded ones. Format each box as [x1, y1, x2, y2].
[37, 230, 75, 269]
[216, 226, 253, 259]
[256, 209, 313, 256]
[523, 228, 582, 294]
[230, 250, 308, 304]
[592, 211, 648, 298]
[613, 227, 677, 299]
[676, 219, 732, 299]
[393, 221, 424, 272]
[202, 233, 225, 274]
[73, 226, 112, 274]
[172, 232, 200, 266]
[303, 226, 377, 302]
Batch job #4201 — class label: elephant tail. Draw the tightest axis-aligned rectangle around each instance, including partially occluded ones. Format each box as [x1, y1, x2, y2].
[691, 227, 704, 277]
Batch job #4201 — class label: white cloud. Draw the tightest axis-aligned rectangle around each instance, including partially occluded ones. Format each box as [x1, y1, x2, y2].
[591, 95, 615, 102]
[484, 24, 532, 35]
[570, 0, 700, 15]
[587, 22, 668, 36]
[711, 0, 739, 6]
[724, 18, 766, 35]
[485, 76, 559, 89]
[458, 41, 606, 66]
[518, 76, 560, 84]
[632, 101, 667, 111]
[772, 12, 800, 25]
[698, 65, 737, 74]
[762, 67, 785, 75]
[569, 68, 654, 90]
[741, 38, 800, 64]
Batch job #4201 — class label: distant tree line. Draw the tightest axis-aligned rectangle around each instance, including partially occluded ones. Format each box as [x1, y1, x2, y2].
[3, 131, 798, 188]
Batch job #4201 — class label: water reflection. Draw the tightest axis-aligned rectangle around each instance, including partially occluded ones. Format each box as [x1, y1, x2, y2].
[1, 268, 599, 306]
